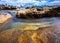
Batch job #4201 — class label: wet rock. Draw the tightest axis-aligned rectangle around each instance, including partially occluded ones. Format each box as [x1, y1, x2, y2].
[0, 29, 42, 43]
[0, 13, 12, 32]
[40, 25, 60, 43]
[0, 25, 60, 43]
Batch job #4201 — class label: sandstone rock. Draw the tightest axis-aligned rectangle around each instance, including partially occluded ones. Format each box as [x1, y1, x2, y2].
[0, 13, 12, 32]
[40, 25, 60, 43]
[0, 25, 60, 43]
[16, 6, 60, 19]
[0, 29, 42, 43]
[0, 13, 12, 24]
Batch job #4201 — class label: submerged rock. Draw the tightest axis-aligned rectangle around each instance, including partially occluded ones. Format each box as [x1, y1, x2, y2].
[16, 6, 60, 19]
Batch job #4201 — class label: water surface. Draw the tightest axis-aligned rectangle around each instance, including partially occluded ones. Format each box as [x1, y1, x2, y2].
[0, 10, 60, 30]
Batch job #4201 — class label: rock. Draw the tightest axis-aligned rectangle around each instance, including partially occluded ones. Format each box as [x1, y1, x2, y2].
[0, 25, 60, 43]
[40, 25, 60, 43]
[0, 13, 12, 24]
[0, 4, 20, 10]
[0, 13, 12, 32]
[16, 10, 27, 19]
[0, 28, 43, 43]
[16, 6, 60, 19]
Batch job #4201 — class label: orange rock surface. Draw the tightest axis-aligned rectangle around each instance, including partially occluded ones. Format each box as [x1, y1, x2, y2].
[0, 25, 60, 43]
[0, 13, 12, 24]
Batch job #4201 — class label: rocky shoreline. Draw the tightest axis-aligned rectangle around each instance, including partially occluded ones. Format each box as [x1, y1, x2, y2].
[16, 6, 60, 19]
[0, 5, 60, 43]
[0, 13, 12, 31]
[0, 4, 20, 10]
[0, 25, 60, 43]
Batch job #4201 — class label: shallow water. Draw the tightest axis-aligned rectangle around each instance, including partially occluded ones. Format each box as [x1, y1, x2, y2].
[0, 10, 60, 30]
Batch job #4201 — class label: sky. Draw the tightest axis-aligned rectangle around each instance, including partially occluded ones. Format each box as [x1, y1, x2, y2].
[0, 0, 60, 6]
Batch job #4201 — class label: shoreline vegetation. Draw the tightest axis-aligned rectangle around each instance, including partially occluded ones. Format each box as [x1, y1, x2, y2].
[0, 4, 60, 43]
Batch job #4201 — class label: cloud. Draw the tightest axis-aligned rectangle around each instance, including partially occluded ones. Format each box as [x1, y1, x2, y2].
[50, 1, 60, 3]
[0, 0, 60, 6]
[48, 1, 60, 5]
